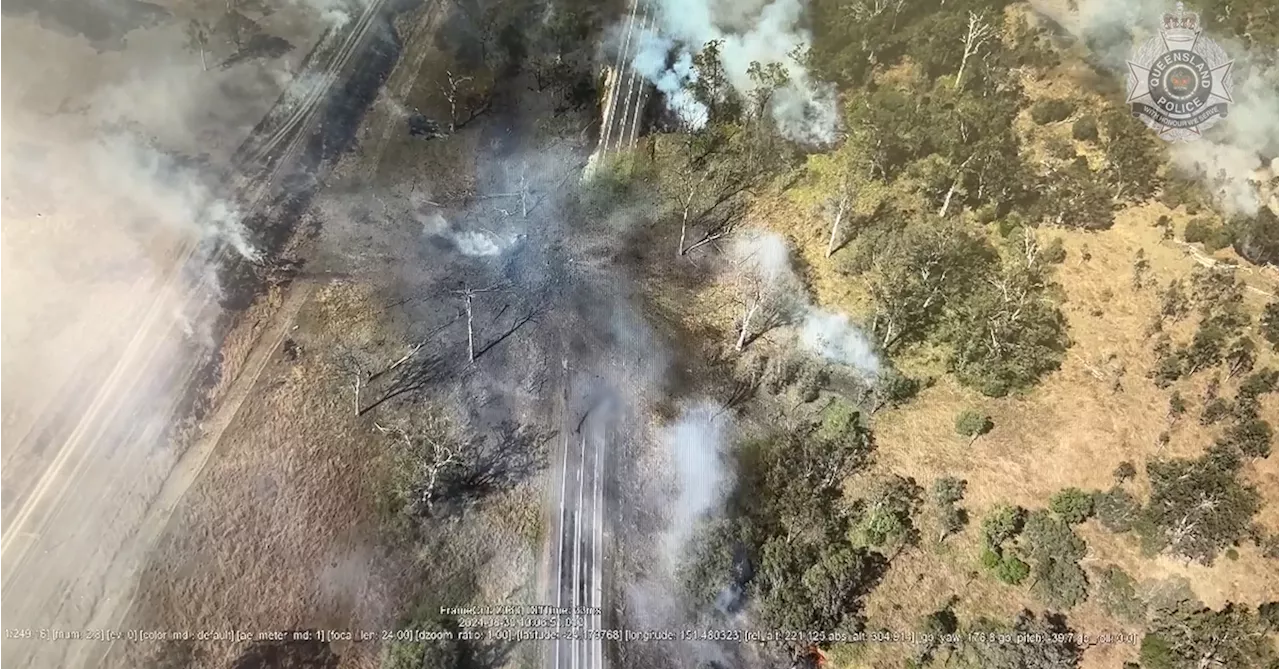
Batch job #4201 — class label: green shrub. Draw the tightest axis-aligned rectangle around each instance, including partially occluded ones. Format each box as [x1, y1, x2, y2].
[1183, 217, 1234, 251]
[1199, 397, 1231, 425]
[1030, 98, 1076, 125]
[1220, 417, 1274, 459]
[980, 546, 1002, 569]
[876, 366, 921, 408]
[1032, 558, 1088, 608]
[1094, 565, 1144, 623]
[1071, 115, 1098, 141]
[1230, 207, 1279, 265]
[995, 556, 1030, 585]
[1042, 237, 1067, 264]
[1023, 511, 1089, 608]
[1140, 633, 1176, 669]
[981, 505, 1026, 550]
[1095, 486, 1140, 533]
[1050, 487, 1095, 524]
[955, 410, 994, 438]
[933, 477, 966, 506]
[1262, 303, 1278, 345]
[1113, 461, 1137, 481]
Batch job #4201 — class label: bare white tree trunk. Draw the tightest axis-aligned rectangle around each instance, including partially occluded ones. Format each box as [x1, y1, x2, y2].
[938, 155, 974, 218]
[939, 179, 960, 218]
[441, 71, 473, 133]
[678, 182, 698, 256]
[463, 292, 475, 362]
[451, 285, 500, 364]
[826, 194, 848, 258]
[422, 441, 455, 512]
[736, 300, 760, 351]
[955, 12, 995, 88]
[518, 164, 529, 218]
[199, 46, 207, 71]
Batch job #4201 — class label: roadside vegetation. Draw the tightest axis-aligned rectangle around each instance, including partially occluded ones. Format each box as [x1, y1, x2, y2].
[606, 0, 1278, 667]
[319, 0, 1278, 666]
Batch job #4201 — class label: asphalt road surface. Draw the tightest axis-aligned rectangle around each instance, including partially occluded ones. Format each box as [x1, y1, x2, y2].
[594, 0, 653, 157]
[0, 2, 389, 666]
[547, 360, 612, 669]
[547, 3, 656, 666]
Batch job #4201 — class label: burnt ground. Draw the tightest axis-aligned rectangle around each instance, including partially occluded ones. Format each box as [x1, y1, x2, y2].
[76, 0, 811, 663]
[1, 0, 170, 50]
[95, 0, 689, 667]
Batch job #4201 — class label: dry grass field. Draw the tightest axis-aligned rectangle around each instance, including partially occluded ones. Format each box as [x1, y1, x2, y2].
[104, 4, 549, 666]
[655, 39, 1279, 661]
[739, 174, 1279, 668]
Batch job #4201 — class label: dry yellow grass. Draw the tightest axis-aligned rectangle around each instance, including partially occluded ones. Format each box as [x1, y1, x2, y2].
[739, 163, 1278, 668]
[107, 280, 413, 669]
[112, 278, 545, 669]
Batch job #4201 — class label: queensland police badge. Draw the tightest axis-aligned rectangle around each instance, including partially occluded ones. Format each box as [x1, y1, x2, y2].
[1125, 3, 1233, 142]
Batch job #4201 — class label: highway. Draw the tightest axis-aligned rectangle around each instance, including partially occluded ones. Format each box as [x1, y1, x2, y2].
[547, 1, 660, 665]
[546, 362, 612, 669]
[0, 1, 391, 666]
[593, 0, 654, 158]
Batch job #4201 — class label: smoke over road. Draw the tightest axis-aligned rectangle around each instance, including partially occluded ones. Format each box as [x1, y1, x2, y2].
[614, 0, 838, 144]
[0, 5, 337, 667]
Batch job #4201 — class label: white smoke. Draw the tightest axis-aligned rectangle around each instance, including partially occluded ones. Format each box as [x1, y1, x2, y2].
[662, 401, 732, 564]
[730, 231, 881, 375]
[800, 308, 881, 376]
[90, 135, 263, 264]
[1046, 0, 1278, 215]
[621, 0, 838, 144]
[1167, 62, 1279, 215]
[632, 31, 711, 130]
[731, 230, 794, 284]
[420, 211, 507, 257]
[285, 0, 358, 29]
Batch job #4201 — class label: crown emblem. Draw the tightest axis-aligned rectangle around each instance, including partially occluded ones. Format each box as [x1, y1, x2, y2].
[1161, 2, 1201, 41]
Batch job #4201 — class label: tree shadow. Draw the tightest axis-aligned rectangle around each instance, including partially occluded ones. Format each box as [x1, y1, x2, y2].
[359, 353, 451, 416]
[430, 422, 549, 516]
[228, 636, 339, 669]
[222, 34, 295, 68]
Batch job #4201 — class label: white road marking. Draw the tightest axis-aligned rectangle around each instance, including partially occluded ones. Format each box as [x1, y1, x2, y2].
[624, 10, 654, 151]
[599, 0, 642, 155]
[572, 432, 587, 669]
[592, 420, 604, 669]
[554, 418, 570, 669]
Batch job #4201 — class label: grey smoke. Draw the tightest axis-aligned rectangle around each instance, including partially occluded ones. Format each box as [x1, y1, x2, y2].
[622, 0, 838, 144]
[631, 30, 711, 130]
[800, 308, 881, 376]
[731, 231, 881, 376]
[420, 211, 507, 257]
[1044, 0, 1278, 215]
[662, 401, 732, 564]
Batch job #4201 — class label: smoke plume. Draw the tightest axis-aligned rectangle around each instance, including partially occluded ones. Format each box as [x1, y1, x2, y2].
[1043, 0, 1279, 215]
[620, 0, 838, 144]
[730, 231, 881, 375]
[662, 401, 732, 563]
[800, 307, 881, 376]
